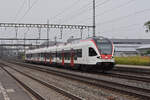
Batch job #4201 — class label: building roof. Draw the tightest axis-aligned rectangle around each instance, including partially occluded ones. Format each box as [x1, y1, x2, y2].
[111, 39, 150, 44]
[137, 45, 150, 50]
[115, 48, 136, 52]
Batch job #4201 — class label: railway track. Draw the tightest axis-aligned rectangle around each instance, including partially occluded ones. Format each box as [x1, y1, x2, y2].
[11, 60, 150, 83]
[3, 61, 150, 100]
[0, 64, 83, 100]
[113, 67, 150, 75]
[0, 66, 45, 100]
[100, 71, 150, 83]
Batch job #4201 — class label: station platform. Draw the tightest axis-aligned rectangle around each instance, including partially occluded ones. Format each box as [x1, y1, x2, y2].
[116, 64, 150, 69]
[0, 67, 32, 100]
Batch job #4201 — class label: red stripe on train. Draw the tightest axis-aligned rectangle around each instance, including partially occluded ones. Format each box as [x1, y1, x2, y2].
[62, 52, 64, 66]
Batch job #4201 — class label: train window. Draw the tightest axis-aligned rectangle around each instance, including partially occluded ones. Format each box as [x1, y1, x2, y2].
[58, 52, 62, 60]
[52, 52, 56, 59]
[32, 54, 34, 58]
[26, 54, 29, 58]
[95, 38, 112, 55]
[30, 54, 32, 58]
[43, 53, 45, 58]
[74, 50, 77, 60]
[34, 54, 36, 58]
[45, 53, 49, 59]
[67, 52, 70, 60]
[36, 53, 39, 58]
[64, 51, 70, 60]
[40, 53, 43, 58]
[89, 47, 97, 56]
[77, 49, 82, 57]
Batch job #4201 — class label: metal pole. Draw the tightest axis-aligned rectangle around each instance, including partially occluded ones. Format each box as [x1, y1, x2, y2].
[24, 33, 26, 57]
[15, 27, 18, 38]
[88, 28, 90, 38]
[60, 27, 63, 39]
[15, 27, 19, 58]
[80, 28, 83, 39]
[47, 19, 50, 47]
[54, 36, 57, 45]
[93, 0, 96, 37]
[38, 28, 41, 39]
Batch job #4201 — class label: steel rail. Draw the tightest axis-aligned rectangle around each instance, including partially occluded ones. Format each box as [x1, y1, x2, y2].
[106, 72, 150, 83]
[0, 66, 45, 100]
[4, 61, 150, 100]
[113, 67, 150, 75]
[1, 63, 83, 100]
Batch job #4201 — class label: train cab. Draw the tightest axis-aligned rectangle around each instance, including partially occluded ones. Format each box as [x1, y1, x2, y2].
[91, 37, 114, 70]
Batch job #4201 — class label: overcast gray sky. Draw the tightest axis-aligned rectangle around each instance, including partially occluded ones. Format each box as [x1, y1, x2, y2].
[0, 0, 150, 42]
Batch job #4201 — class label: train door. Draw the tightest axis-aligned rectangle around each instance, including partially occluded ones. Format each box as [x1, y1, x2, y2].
[44, 53, 47, 64]
[62, 50, 64, 66]
[55, 49, 58, 64]
[70, 49, 74, 67]
[83, 46, 88, 65]
[88, 47, 98, 64]
[49, 53, 52, 64]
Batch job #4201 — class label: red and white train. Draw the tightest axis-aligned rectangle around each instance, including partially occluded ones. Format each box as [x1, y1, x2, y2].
[25, 37, 115, 71]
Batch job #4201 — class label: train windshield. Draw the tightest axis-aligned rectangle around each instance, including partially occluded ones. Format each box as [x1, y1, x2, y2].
[95, 38, 113, 55]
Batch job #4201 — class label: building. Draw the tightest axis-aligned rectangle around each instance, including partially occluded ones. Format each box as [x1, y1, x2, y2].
[111, 39, 150, 56]
[136, 45, 150, 56]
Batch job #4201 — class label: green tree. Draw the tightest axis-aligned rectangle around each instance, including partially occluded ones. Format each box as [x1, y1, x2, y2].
[146, 50, 150, 54]
[144, 21, 150, 32]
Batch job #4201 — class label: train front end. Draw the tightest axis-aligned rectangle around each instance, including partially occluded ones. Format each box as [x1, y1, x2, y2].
[93, 37, 115, 71]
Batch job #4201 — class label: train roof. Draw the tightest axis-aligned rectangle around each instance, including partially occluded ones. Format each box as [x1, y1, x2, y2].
[26, 36, 111, 53]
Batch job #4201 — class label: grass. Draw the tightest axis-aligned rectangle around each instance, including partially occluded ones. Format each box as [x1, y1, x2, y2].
[115, 56, 150, 66]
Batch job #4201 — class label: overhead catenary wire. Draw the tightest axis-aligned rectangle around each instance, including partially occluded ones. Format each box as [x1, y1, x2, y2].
[97, 7, 150, 26]
[6, 0, 39, 36]
[61, 0, 112, 24]
[5, 0, 39, 43]
[50, 0, 89, 40]
[50, 0, 81, 22]
[2, 0, 149, 41]
[13, 0, 26, 22]
[95, 0, 112, 8]
[6, 0, 26, 34]
[76, 0, 136, 25]
[100, 22, 143, 34]
[98, 26, 143, 39]
[17, 0, 40, 22]
[96, 0, 136, 17]
[54, 1, 93, 24]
